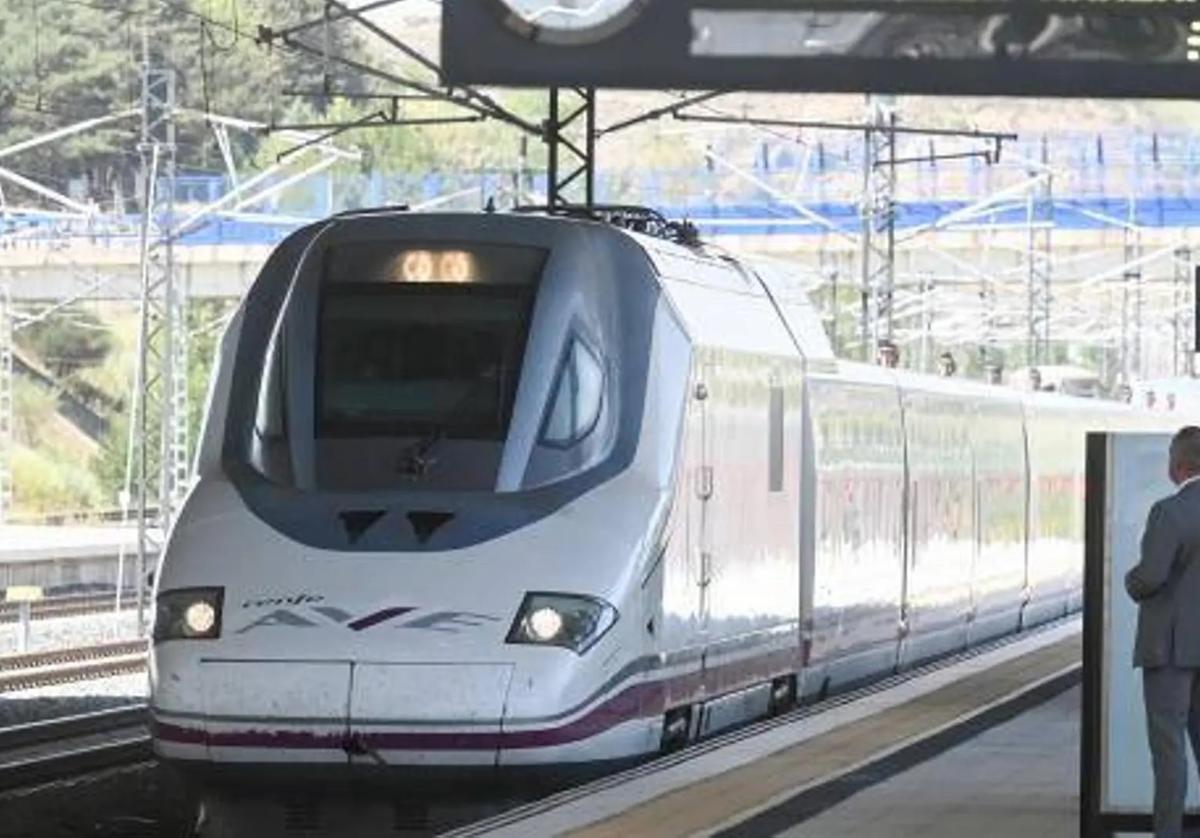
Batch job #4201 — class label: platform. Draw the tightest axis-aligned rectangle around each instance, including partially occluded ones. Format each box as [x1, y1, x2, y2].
[0, 525, 139, 563]
[776, 685, 1078, 838]
[454, 619, 1082, 838]
[0, 525, 156, 593]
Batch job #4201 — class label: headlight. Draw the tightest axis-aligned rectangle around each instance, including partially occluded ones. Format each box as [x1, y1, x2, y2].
[154, 587, 224, 642]
[506, 592, 618, 654]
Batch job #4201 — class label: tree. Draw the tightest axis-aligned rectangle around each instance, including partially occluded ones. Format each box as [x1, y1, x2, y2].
[16, 306, 114, 377]
[0, 0, 366, 206]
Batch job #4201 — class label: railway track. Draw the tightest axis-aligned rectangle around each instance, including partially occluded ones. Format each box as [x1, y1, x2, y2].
[0, 640, 147, 692]
[0, 592, 138, 624]
[0, 619, 1079, 815]
[0, 705, 151, 793]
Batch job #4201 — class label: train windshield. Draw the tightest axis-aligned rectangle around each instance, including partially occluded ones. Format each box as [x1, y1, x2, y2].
[226, 218, 662, 546]
[249, 241, 547, 493]
[316, 243, 543, 448]
[318, 285, 532, 440]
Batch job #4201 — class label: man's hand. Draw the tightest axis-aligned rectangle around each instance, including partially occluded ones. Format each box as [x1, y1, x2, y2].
[1126, 501, 1179, 603]
[1126, 566, 1154, 602]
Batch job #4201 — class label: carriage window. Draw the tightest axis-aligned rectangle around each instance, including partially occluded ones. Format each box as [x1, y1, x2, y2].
[541, 338, 604, 448]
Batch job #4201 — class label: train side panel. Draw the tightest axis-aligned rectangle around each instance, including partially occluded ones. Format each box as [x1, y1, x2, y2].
[969, 396, 1029, 644]
[802, 368, 905, 694]
[701, 347, 804, 699]
[154, 210, 1182, 780]
[1023, 400, 1087, 625]
[651, 247, 803, 715]
[898, 387, 976, 665]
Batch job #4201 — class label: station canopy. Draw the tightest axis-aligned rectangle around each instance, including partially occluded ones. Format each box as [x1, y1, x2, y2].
[442, 0, 1200, 98]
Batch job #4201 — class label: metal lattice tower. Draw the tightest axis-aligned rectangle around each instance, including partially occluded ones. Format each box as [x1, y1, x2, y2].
[0, 284, 12, 523]
[819, 244, 841, 355]
[979, 263, 998, 374]
[1119, 206, 1144, 384]
[134, 38, 185, 634]
[546, 88, 596, 208]
[919, 272, 936, 373]
[859, 97, 897, 360]
[1025, 167, 1053, 365]
[1174, 245, 1194, 378]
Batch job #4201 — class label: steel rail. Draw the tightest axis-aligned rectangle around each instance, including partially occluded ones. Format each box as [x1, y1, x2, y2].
[0, 640, 147, 692]
[0, 705, 147, 751]
[0, 593, 136, 624]
[0, 705, 151, 793]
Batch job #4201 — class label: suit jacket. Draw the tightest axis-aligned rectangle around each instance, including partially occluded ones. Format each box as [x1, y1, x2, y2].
[1126, 479, 1200, 668]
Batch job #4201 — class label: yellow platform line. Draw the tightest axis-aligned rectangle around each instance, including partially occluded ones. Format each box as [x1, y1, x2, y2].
[570, 633, 1081, 838]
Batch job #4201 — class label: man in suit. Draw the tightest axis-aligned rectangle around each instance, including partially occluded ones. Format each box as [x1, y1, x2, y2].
[1127, 426, 1200, 838]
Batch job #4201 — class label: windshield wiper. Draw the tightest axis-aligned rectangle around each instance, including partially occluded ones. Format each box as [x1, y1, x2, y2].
[394, 374, 499, 479]
[397, 427, 443, 479]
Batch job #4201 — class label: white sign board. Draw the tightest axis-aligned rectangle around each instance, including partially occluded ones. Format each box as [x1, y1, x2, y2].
[1099, 432, 1200, 813]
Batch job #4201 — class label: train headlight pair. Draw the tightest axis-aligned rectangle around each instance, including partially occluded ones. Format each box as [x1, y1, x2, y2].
[154, 587, 224, 642]
[506, 593, 618, 654]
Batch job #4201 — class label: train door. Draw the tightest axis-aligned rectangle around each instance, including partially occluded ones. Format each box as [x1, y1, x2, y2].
[898, 392, 973, 667]
[700, 358, 804, 705]
[694, 358, 715, 675]
[895, 396, 912, 673]
[657, 357, 709, 718]
[1019, 411, 1034, 629]
[967, 400, 1028, 645]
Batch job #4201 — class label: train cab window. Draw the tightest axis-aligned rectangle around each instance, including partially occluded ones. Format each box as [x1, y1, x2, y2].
[540, 337, 605, 448]
[249, 329, 291, 485]
[306, 242, 545, 491]
[318, 286, 531, 440]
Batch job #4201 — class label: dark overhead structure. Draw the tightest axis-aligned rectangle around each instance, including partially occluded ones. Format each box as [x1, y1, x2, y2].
[444, 0, 1200, 98]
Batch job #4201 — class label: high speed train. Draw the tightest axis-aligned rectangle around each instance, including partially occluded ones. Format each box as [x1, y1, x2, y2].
[150, 206, 1160, 782]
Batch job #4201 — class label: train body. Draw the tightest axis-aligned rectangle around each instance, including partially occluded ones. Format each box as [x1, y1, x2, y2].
[150, 210, 1159, 778]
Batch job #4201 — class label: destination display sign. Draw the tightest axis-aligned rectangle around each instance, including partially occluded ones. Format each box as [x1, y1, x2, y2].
[443, 0, 1200, 98]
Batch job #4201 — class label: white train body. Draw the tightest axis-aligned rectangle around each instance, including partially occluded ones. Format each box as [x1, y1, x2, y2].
[150, 211, 1158, 778]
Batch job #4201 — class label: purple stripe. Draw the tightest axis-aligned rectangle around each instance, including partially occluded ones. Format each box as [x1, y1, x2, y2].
[152, 719, 207, 745]
[153, 643, 798, 752]
[156, 682, 663, 752]
[347, 606, 415, 632]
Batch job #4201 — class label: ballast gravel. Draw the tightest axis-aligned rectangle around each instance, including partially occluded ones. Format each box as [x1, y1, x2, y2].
[0, 611, 147, 727]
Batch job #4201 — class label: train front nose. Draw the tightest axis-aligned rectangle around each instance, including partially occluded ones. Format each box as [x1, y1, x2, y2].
[152, 215, 667, 773]
[151, 561, 630, 771]
[151, 575, 521, 759]
[346, 662, 513, 765]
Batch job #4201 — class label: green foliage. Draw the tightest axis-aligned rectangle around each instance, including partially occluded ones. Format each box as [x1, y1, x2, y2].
[0, 2, 557, 195]
[0, 2, 137, 196]
[188, 298, 236, 440]
[91, 298, 235, 508]
[11, 378, 105, 517]
[96, 411, 132, 508]
[16, 306, 114, 377]
[11, 378, 58, 448]
[74, 308, 137, 411]
[346, 90, 548, 176]
[0, 0, 365, 193]
[12, 446, 104, 518]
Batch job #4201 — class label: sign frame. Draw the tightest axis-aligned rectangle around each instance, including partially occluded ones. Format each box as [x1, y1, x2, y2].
[1081, 432, 1200, 836]
[444, 0, 1200, 99]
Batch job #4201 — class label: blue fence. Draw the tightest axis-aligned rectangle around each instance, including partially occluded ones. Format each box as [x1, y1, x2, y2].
[8, 130, 1200, 246]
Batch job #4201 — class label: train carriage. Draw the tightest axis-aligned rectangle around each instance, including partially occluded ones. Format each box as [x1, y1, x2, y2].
[149, 207, 1162, 781]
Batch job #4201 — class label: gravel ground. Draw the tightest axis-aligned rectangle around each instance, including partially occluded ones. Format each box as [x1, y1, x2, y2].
[0, 610, 143, 656]
[0, 762, 196, 838]
[0, 673, 147, 727]
[0, 611, 148, 726]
